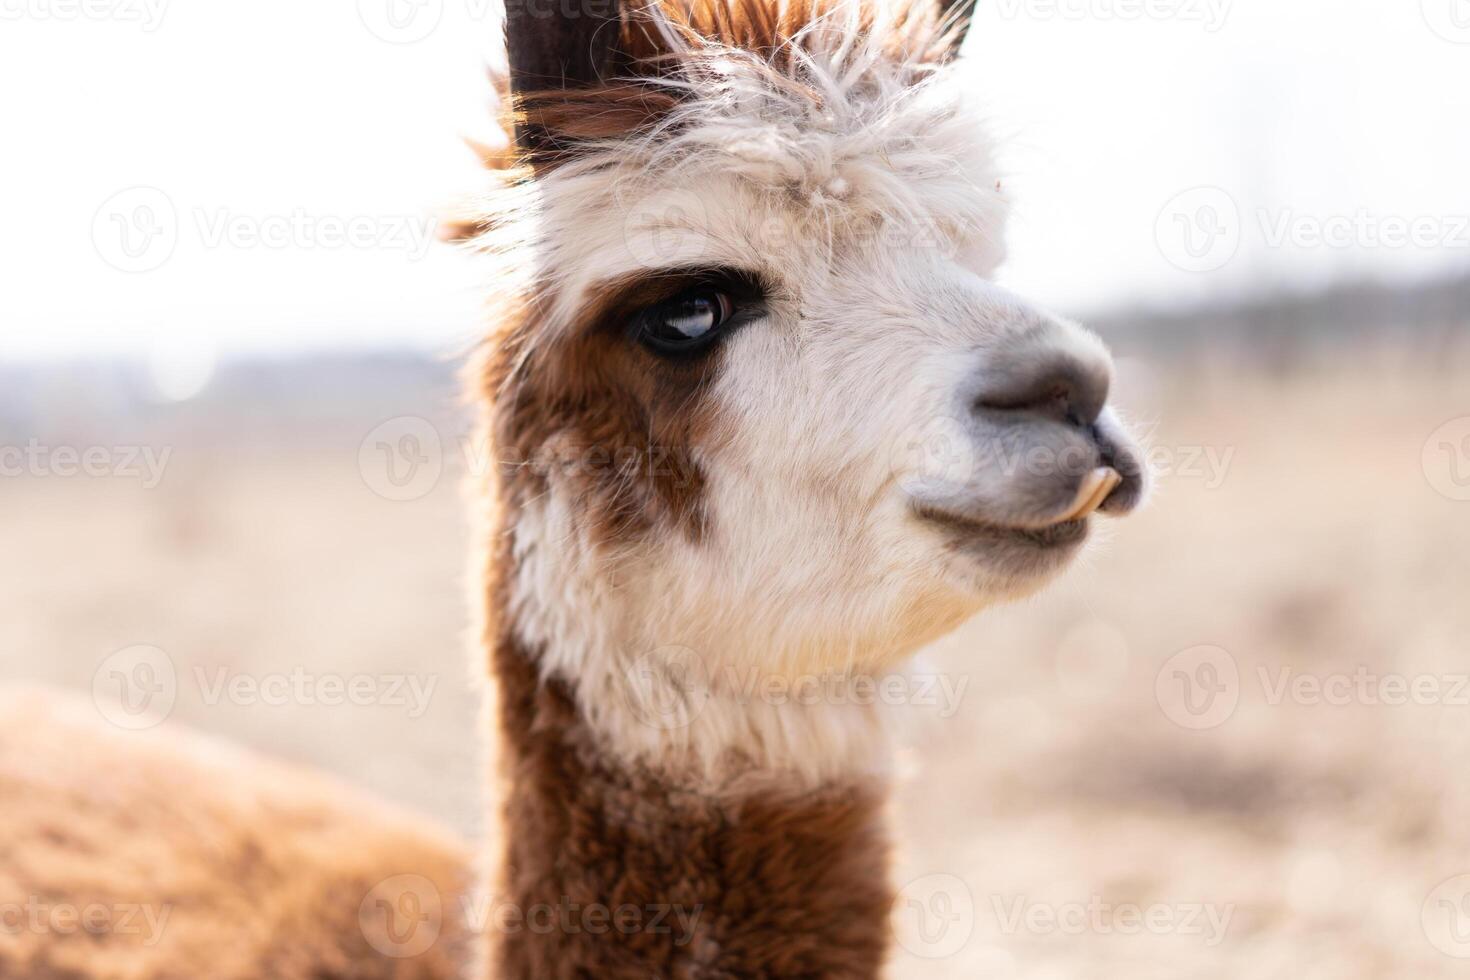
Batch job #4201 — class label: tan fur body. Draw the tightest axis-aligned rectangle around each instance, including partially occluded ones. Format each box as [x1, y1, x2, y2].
[0, 686, 469, 980]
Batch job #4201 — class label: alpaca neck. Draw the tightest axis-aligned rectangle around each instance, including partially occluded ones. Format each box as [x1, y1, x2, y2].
[482, 556, 897, 978]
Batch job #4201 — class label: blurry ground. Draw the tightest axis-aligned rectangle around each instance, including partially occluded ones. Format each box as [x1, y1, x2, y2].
[3, 341, 1468, 978]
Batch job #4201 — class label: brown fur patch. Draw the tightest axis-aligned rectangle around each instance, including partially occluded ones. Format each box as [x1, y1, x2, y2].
[477, 271, 734, 548]
[481, 532, 896, 978]
[492, 0, 962, 172]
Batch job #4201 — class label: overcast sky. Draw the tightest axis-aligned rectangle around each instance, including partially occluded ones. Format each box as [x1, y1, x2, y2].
[2, 0, 1468, 362]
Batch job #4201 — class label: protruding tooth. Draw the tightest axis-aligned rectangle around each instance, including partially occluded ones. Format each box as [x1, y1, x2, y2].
[1058, 467, 1121, 522]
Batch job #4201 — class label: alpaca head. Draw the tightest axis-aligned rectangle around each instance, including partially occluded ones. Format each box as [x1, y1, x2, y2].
[471, 0, 1146, 777]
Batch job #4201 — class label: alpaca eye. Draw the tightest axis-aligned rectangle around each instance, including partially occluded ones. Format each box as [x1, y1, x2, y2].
[637, 289, 735, 354]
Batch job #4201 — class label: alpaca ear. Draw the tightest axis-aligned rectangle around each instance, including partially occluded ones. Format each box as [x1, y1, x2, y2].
[504, 0, 623, 131]
[936, 0, 978, 56]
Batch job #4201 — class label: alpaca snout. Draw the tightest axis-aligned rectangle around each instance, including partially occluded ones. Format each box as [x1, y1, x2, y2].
[964, 321, 1147, 524]
[902, 322, 1148, 538]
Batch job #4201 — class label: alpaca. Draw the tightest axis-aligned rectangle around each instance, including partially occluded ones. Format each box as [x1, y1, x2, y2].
[467, 0, 1145, 975]
[0, 685, 471, 980]
[0, 0, 1145, 976]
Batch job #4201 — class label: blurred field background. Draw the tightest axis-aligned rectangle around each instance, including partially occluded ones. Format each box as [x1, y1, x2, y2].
[5, 2, 1470, 975]
[3, 302, 1469, 977]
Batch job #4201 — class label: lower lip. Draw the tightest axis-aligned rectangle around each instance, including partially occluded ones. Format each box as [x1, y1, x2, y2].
[914, 508, 1091, 551]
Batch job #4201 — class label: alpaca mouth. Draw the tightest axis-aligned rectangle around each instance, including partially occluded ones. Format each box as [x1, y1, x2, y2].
[912, 467, 1123, 553]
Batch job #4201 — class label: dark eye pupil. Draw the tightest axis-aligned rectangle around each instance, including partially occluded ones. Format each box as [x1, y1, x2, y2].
[639, 289, 733, 353]
[663, 295, 719, 339]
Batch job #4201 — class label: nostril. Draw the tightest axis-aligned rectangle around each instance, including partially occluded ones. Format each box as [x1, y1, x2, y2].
[973, 356, 1109, 429]
[974, 380, 1072, 425]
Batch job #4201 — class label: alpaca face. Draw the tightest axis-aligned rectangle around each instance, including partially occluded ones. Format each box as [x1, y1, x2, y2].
[479, 1, 1145, 777]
